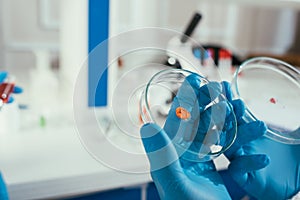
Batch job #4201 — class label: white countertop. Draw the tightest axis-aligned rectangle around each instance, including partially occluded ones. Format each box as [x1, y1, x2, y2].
[0, 105, 229, 200]
[0, 121, 152, 200]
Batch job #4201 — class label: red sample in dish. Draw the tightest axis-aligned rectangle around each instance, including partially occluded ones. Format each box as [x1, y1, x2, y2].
[269, 97, 276, 104]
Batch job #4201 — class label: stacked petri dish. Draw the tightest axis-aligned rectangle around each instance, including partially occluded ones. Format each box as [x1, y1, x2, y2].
[231, 57, 300, 144]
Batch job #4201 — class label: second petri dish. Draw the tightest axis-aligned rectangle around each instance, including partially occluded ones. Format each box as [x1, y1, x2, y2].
[140, 68, 237, 162]
[232, 57, 300, 144]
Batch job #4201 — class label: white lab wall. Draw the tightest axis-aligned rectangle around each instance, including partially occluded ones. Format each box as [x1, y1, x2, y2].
[2, 0, 59, 43]
[60, 0, 87, 86]
[110, 1, 297, 56]
[0, 0, 62, 133]
[0, 1, 297, 73]
[0, 0, 298, 99]
[0, 0, 3, 65]
[0, 1, 298, 68]
[0, 0, 60, 88]
[110, 0, 164, 34]
[231, 6, 296, 54]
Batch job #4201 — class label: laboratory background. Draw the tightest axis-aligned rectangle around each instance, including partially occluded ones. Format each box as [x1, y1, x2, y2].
[0, 0, 299, 199]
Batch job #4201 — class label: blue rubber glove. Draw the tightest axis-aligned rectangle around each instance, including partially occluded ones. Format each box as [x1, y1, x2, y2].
[0, 71, 23, 103]
[222, 82, 300, 199]
[140, 74, 231, 200]
[0, 71, 22, 200]
[0, 173, 8, 200]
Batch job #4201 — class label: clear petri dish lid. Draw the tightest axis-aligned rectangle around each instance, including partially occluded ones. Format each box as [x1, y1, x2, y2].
[232, 57, 300, 144]
[140, 68, 237, 162]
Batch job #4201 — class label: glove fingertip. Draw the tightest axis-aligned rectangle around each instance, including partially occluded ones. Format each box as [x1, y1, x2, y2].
[209, 81, 222, 91]
[7, 96, 14, 103]
[0, 71, 8, 82]
[208, 82, 222, 99]
[221, 81, 233, 102]
[229, 154, 270, 174]
[231, 99, 245, 119]
[198, 82, 222, 107]
[13, 86, 23, 93]
[235, 120, 267, 146]
[228, 154, 269, 190]
[257, 154, 270, 168]
[185, 73, 201, 88]
[253, 120, 268, 137]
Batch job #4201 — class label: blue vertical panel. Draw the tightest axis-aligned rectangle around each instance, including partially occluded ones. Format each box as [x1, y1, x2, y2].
[67, 187, 141, 200]
[88, 0, 109, 106]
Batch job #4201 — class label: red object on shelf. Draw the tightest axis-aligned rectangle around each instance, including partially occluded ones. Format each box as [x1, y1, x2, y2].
[219, 49, 232, 59]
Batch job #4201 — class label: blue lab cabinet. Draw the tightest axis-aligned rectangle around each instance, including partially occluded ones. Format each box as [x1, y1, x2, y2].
[66, 171, 256, 200]
[66, 182, 159, 200]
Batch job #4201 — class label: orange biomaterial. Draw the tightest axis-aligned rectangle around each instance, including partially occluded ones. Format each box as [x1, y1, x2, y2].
[176, 107, 191, 120]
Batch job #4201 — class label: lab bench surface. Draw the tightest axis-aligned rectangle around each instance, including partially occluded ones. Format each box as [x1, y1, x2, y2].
[0, 125, 152, 199]
[0, 113, 229, 200]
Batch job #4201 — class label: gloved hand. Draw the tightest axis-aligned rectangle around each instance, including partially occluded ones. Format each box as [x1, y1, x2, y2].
[222, 82, 300, 200]
[141, 123, 231, 200]
[0, 173, 8, 200]
[0, 71, 23, 103]
[140, 74, 232, 200]
[0, 71, 22, 200]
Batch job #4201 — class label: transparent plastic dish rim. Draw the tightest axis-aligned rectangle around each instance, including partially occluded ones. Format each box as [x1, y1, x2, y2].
[139, 68, 238, 157]
[232, 56, 300, 144]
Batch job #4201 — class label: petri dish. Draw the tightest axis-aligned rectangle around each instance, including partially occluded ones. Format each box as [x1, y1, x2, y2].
[232, 57, 300, 144]
[140, 68, 237, 162]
